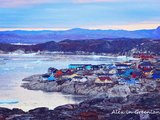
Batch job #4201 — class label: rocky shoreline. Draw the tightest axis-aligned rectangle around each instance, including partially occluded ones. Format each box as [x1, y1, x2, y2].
[0, 92, 160, 120]
[21, 74, 160, 98]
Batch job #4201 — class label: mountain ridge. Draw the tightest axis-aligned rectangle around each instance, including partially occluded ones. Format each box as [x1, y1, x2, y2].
[0, 26, 160, 44]
[0, 38, 160, 55]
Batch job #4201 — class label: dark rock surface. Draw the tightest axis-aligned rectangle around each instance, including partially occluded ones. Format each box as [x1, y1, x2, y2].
[0, 92, 160, 120]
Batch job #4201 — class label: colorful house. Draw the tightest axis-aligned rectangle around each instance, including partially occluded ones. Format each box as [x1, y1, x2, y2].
[115, 63, 131, 70]
[42, 73, 56, 81]
[63, 73, 79, 79]
[55, 70, 63, 78]
[48, 76, 56, 81]
[133, 53, 154, 60]
[61, 69, 74, 75]
[117, 69, 126, 77]
[152, 70, 160, 80]
[138, 62, 154, 71]
[48, 67, 58, 75]
[65, 69, 74, 75]
[118, 77, 139, 85]
[122, 69, 134, 77]
[155, 62, 160, 70]
[98, 64, 107, 69]
[105, 64, 116, 69]
[69, 64, 92, 70]
[142, 69, 153, 78]
[84, 65, 92, 70]
[42, 73, 50, 78]
[108, 68, 117, 75]
[95, 76, 113, 84]
[42, 73, 50, 81]
[69, 64, 84, 69]
[132, 70, 142, 78]
[72, 76, 88, 82]
[91, 65, 101, 70]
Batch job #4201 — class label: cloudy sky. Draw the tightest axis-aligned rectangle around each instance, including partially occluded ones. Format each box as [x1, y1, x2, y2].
[0, 0, 160, 30]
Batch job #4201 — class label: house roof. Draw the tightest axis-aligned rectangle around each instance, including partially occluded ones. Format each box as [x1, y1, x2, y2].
[104, 73, 114, 76]
[84, 72, 93, 76]
[73, 76, 83, 79]
[117, 70, 125, 75]
[142, 69, 152, 72]
[69, 64, 91, 66]
[153, 70, 160, 75]
[98, 77, 111, 81]
[48, 67, 58, 72]
[116, 64, 131, 67]
[139, 62, 154, 66]
[133, 71, 142, 76]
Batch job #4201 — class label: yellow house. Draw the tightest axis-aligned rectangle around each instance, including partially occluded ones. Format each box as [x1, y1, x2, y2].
[95, 77, 113, 84]
[63, 74, 79, 79]
[143, 70, 153, 78]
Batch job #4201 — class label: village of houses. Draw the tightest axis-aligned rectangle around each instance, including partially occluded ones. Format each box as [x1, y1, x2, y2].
[41, 53, 160, 85]
[22, 53, 160, 97]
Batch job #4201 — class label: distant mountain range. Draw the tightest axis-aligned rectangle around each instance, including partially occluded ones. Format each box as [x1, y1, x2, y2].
[0, 39, 160, 55]
[0, 26, 160, 44]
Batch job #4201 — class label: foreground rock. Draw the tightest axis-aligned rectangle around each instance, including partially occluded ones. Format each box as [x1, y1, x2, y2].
[1, 92, 160, 120]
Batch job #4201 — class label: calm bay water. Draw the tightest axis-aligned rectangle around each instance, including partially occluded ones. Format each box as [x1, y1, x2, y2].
[0, 54, 129, 111]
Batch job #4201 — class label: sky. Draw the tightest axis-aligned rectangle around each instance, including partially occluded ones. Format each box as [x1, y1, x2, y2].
[0, 0, 160, 30]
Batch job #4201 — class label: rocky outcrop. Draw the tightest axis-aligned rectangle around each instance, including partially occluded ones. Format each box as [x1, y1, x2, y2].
[22, 74, 43, 82]
[21, 75, 160, 98]
[21, 75, 115, 96]
[107, 85, 131, 98]
[0, 108, 25, 120]
[0, 92, 160, 120]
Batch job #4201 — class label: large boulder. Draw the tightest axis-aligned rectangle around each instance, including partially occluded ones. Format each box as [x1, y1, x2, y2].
[144, 80, 157, 92]
[107, 85, 131, 98]
[0, 108, 25, 120]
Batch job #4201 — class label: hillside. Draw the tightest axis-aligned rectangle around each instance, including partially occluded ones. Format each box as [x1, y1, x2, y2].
[0, 38, 160, 55]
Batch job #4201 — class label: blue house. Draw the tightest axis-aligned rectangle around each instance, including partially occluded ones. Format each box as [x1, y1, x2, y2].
[115, 64, 131, 70]
[48, 76, 56, 81]
[117, 69, 126, 76]
[118, 77, 139, 84]
[106, 64, 116, 69]
[152, 70, 160, 80]
[117, 69, 133, 77]
[68, 64, 92, 70]
[69, 64, 82, 69]
[84, 65, 92, 70]
[91, 65, 100, 70]
[48, 67, 58, 75]
[123, 69, 134, 77]
[42, 73, 56, 81]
